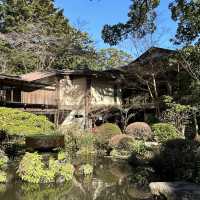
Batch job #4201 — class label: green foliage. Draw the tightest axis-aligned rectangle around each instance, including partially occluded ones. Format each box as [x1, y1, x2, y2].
[179, 45, 200, 82]
[129, 140, 148, 156]
[0, 0, 96, 73]
[17, 152, 74, 183]
[78, 133, 96, 155]
[152, 123, 181, 143]
[95, 48, 133, 70]
[0, 151, 8, 183]
[79, 164, 93, 176]
[59, 163, 74, 182]
[17, 152, 45, 183]
[60, 123, 83, 153]
[169, 0, 200, 45]
[19, 182, 73, 200]
[101, 0, 200, 46]
[95, 123, 122, 147]
[129, 167, 155, 187]
[0, 171, 7, 183]
[146, 113, 160, 125]
[0, 152, 8, 170]
[0, 107, 54, 136]
[102, 0, 160, 45]
[161, 96, 192, 132]
[57, 151, 70, 162]
[152, 139, 200, 183]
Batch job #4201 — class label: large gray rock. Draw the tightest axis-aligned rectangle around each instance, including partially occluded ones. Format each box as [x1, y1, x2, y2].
[25, 135, 64, 151]
[149, 182, 200, 200]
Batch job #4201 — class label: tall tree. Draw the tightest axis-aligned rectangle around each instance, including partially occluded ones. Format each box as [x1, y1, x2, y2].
[95, 48, 133, 70]
[102, 0, 160, 46]
[101, 0, 200, 46]
[0, 0, 96, 74]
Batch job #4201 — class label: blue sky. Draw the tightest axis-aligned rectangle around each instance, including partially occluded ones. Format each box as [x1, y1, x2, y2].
[54, 0, 177, 56]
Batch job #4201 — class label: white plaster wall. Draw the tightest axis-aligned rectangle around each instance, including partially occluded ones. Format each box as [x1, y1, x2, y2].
[91, 79, 122, 107]
[60, 77, 86, 110]
[60, 77, 86, 126]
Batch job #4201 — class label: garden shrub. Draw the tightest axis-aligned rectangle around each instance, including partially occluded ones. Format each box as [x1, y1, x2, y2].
[152, 123, 181, 143]
[77, 133, 96, 155]
[125, 122, 152, 141]
[110, 149, 131, 159]
[128, 167, 156, 188]
[129, 140, 148, 156]
[17, 152, 45, 183]
[109, 134, 133, 148]
[59, 123, 83, 153]
[79, 164, 93, 176]
[0, 151, 8, 170]
[0, 171, 7, 183]
[109, 134, 135, 157]
[60, 123, 96, 155]
[79, 133, 96, 150]
[0, 107, 55, 136]
[17, 152, 74, 184]
[0, 151, 8, 183]
[151, 139, 200, 183]
[95, 123, 122, 148]
[58, 162, 74, 182]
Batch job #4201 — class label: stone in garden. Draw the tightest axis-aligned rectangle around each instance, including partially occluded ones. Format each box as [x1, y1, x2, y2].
[25, 135, 64, 151]
[149, 181, 200, 200]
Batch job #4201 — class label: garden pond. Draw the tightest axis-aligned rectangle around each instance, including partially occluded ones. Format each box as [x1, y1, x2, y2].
[0, 156, 152, 200]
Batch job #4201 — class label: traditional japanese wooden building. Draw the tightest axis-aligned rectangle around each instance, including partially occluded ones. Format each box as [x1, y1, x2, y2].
[0, 69, 122, 128]
[0, 47, 182, 128]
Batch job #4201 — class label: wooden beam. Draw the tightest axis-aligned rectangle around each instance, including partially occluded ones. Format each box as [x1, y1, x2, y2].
[84, 78, 92, 129]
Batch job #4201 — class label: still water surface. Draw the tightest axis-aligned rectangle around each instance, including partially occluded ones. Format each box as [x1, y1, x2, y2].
[0, 157, 151, 200]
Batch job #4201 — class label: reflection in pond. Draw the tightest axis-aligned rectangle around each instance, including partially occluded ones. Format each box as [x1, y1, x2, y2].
[0, 158, 152, 200]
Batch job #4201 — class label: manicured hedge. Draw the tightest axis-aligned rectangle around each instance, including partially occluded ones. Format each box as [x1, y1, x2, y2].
[0, 107, 55, 136]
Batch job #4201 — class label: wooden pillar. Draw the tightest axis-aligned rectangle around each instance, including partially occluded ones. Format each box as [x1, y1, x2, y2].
[55, 77, 61, 127]
[84, 77, 92, 129]
[11, 89, 14, 102]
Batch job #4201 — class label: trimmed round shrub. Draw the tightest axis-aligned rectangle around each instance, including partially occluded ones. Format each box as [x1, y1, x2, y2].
[125, 122, 152, 141]
[109, 134, 134, 151]
[0, 107, 55, 136]
[152, 123, 181, 143]
[95, 123, 122, 147]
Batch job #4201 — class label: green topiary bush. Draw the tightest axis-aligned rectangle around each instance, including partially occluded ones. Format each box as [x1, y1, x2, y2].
[95, 123, 122, 148]
[125, 122, 152, 141]
[152, 123, 181, 143]
[17, 152, 74, 184]
[0, 107, 55, 136]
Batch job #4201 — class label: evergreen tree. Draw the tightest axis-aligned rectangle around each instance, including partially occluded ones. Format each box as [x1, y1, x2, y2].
[0, 0, 96, 74]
